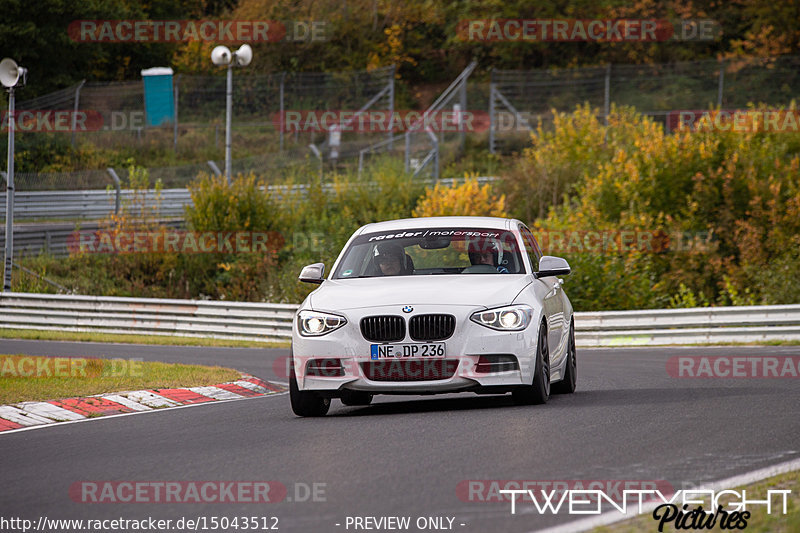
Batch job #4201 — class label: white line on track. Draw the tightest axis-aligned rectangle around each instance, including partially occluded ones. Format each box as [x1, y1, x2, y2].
[532, 456, 800, 533]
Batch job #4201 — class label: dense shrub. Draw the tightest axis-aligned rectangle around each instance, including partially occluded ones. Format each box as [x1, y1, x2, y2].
[412, 176, 508, 218]
[504, 104, 800, 310]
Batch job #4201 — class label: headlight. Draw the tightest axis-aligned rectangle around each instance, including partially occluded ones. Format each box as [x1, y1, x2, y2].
[298, 310, 347, 336]
[470, 305, 532, 331]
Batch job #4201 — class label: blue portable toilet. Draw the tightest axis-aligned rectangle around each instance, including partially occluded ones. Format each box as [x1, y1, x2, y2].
[141, 67, 175, 127]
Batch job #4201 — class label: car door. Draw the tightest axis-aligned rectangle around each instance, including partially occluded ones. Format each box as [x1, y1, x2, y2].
[519, 224, 566, 368]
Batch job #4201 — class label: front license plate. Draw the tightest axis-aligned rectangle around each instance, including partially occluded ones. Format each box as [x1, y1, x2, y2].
[370, 343, 445, 360]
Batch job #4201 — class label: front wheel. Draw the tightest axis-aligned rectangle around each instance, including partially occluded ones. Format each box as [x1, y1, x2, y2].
[512, 321, 550, 405]
[290, 374, 330, 417]
[552, 320, 577, 395]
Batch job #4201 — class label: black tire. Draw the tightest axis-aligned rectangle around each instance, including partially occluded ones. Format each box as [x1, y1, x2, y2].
[340, 390, 373, 406]
[512, 321, 550, 405]
[552, 320, 577, 395]
[290, 374, 330, 417]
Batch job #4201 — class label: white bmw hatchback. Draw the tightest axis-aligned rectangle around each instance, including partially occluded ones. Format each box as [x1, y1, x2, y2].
[290, 216, 576, 416]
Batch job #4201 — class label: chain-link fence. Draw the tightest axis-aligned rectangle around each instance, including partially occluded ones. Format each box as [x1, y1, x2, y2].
[358, 61, 478, 180]
[2, 65, 395, 191]
[488, 54, 800, 153]
[4, 55, 800, 192]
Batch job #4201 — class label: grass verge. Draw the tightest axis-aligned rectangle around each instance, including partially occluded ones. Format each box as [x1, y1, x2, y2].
[0, 328, 290, 349]
[594, 470, 799, 532]
[0, 354, 242, 404]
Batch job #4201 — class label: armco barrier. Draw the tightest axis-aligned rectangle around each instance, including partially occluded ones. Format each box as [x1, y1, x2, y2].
[0, 293, 298, 342]
[0, 220, 185, 258]
[575, 305, 800, 346]
[0, 178, 495, 222]
[1, 292, 799, 345]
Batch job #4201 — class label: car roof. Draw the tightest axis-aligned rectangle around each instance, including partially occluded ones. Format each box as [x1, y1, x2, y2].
[356, 216, 522, 235]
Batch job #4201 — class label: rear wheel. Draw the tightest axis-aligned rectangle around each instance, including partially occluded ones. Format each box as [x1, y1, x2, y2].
[552, 320, 577, 395]
[340, 390, 373, 406]
[512, 321, 550, 405]
[290, 374, 330, 417]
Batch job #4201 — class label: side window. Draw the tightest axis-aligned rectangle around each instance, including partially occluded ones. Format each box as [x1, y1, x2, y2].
[519, 225, 542, 272]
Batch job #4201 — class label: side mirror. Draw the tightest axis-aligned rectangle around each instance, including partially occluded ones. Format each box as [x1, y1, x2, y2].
[299, 263, 325, 284]
[535, 256, 571, 278]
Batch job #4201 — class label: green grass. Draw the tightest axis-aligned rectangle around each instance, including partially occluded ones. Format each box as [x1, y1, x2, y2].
[0, 354, 242, 404]
[594, 470, 800, 532]
[0, 328, 290, 349]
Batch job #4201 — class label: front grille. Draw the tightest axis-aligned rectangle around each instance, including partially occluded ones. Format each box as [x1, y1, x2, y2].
[409, 314, 456, 341]
[361, 360, 459, 381]
[360, 315, 405, 342]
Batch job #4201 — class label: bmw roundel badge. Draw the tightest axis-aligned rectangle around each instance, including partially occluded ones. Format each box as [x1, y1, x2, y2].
[402, 305, 413, 313]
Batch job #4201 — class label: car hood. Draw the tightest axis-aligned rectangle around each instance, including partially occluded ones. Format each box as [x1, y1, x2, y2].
[308, 275, 532, 311]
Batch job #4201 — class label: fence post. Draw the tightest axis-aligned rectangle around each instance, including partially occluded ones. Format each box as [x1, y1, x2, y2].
[3, 89, 15, 292]
[459, 73, 467, 153]
[604, 64, 611, 126]
[717, 59, 725, 108]
[106, 168, 121, 216]
[489, 69, 496, 154]
[279, 72, 286, 152]
[71, 80, 86, 147]
[404, 131, 410, 173]
[173, 74, 180, 151]
[388, 65, 395, 149]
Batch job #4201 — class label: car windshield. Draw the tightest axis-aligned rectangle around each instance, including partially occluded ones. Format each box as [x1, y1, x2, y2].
[332, 227, 525, 279]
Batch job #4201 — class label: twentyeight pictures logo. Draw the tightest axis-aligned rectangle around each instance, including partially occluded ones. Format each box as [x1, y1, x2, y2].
[497, 487, 790, 531]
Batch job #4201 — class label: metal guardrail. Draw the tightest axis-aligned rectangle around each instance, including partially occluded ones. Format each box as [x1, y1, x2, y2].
[574, 305, 800, 346]
[0, 220, 184, 257]
[0, 189, 191, 221]
[0, 177, 497, 223]
[0, 292, 298, 342]
[1, 292, 799, 345]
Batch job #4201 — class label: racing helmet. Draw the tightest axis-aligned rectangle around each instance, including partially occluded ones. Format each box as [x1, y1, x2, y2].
[373, 242, 408, 273]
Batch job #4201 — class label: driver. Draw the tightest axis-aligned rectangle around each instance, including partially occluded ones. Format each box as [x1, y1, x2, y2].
[468, 239, 510, 273]
[373, 242, 412, 276]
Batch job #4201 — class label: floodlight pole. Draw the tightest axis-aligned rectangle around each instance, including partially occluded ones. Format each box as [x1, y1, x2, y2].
[224, 63, 233, 185]
[3, 86, 15, 291]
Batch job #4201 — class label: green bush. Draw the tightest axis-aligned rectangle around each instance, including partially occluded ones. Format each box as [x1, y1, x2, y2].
[505, 103, 800, 310]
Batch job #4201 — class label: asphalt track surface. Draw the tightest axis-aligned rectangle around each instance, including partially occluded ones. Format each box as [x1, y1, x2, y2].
[1, 339, 799, 533]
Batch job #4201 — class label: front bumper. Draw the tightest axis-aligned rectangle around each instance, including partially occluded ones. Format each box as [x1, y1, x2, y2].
[292, 304, 538, 394]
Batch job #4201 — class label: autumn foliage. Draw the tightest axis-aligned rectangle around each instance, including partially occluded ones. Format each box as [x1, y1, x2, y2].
[412, 177, 508, 218]
[501, 103, 800, 310]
